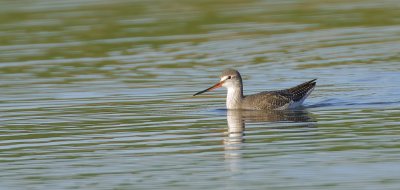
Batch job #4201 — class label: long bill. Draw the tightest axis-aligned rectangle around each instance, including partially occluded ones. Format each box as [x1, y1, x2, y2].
[193, 81, 224, 96]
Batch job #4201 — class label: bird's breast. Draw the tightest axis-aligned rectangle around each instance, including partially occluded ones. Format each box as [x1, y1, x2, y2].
[226, 88, 242, 109]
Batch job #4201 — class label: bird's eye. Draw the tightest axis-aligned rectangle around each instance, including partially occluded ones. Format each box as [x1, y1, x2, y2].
[227, 76, 232, 79]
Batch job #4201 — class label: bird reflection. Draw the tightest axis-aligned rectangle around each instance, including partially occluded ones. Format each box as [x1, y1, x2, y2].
[223, 109, 314, 172]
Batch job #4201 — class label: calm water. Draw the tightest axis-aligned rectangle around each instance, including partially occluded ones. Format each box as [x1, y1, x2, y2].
[1, 0, 400, 189]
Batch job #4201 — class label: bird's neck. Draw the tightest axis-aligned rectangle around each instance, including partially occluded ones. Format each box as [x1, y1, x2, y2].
[226, 87, 243, 109]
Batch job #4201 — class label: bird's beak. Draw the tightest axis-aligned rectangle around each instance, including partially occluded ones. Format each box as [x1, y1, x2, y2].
[193, 80, 225, 96]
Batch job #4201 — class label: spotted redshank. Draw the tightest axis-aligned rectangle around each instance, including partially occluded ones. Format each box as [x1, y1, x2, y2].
[193, 69, 316, 110]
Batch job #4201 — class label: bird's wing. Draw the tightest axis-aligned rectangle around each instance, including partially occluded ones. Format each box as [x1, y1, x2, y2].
[242, 79, 317, 110]
[242, 91, 293, 110]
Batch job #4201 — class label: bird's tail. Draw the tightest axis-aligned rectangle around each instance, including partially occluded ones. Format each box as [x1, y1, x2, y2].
[286, 79, 317, 102]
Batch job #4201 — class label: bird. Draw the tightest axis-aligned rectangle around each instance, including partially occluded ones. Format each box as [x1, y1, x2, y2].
[193, 69, 316, 110]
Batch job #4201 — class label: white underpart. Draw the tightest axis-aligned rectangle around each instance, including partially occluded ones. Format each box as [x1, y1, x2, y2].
[226, 87, 242, 109]
[275, 103, 291, 110]
[277, 86, 316, 110]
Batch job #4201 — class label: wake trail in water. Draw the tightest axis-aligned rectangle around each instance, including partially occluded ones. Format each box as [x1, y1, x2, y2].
[307, 99, 400, 108]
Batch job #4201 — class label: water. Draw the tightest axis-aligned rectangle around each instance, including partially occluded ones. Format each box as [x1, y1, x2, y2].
[1, 0, 400, 189]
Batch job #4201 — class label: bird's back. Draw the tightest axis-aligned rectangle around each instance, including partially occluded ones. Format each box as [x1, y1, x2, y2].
[241, 79, 316, 110]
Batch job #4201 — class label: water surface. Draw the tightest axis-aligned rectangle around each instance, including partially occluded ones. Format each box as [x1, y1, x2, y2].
[1, 0, 400, 189]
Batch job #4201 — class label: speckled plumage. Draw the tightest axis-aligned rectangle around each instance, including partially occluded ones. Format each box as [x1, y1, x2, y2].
[241, 79, 316, 110]
[194, 69, 316, 110]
